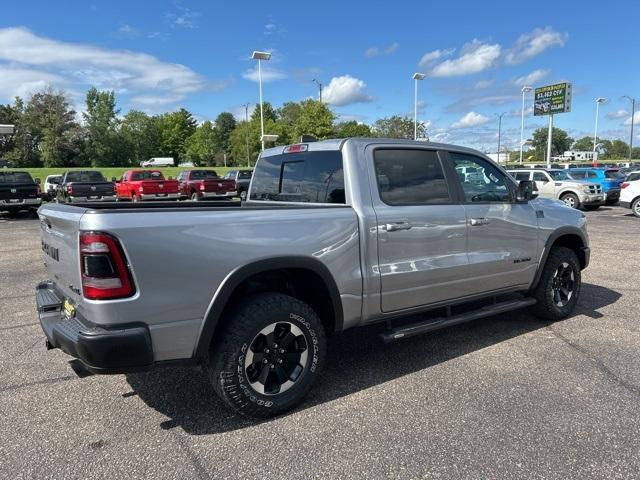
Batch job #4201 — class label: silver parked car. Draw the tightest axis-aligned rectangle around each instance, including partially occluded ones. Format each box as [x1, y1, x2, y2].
[36, 139, 590, 417]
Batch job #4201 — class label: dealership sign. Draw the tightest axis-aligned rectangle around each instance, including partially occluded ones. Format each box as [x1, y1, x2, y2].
[534, 82, 572, 116]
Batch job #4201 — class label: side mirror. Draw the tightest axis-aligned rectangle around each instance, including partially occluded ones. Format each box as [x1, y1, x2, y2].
[35, 178, 41, 184]
[516, 180, 537, 202]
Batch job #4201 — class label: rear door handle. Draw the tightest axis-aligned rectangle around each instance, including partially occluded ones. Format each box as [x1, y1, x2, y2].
[469, 218, 491, 226]
[383, 222, 412, 232]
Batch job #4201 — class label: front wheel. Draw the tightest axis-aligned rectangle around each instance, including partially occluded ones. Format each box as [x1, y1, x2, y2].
[560, 193, 580, 209]
[632, 197, 640, 218]
[191, 192, 200, 202]
[530, 246, 581, 321]
[239, 190, 247, 202]
[207, 293, 326, 418]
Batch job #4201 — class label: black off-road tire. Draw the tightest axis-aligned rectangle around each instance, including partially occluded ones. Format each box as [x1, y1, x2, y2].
[530, 246, 581, 321]
[207, 293, 326, 418]
[560, 192, 580, 209]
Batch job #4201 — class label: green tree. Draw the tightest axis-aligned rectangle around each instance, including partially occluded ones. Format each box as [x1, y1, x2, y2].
[229, 121, 259, 167]
[530, 127, 573, 161]
[120, 110, 162, 165]
[84, 87, 125, 167]
[291, 100, 335, 141]
[572, 136, 594, 151]
[24, 88, 79, 167]
[213, 112, 236, 158]
[600, 139, 632, 159]
[185, 121, 218, 166]
[160, 108, 197, 164]
[335, 120, 373, 138]
[373, 115, 425, 139]
[0, 103, 19, 157]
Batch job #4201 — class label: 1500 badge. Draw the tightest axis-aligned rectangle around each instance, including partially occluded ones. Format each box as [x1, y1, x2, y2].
[41, 241, 59, 261]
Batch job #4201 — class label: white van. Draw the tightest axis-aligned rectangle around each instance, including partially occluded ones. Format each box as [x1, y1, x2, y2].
[141, 157, 174, 167]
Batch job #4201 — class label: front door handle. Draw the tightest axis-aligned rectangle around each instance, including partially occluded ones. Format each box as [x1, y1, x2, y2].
[469, 217, 491, 226]
[383, 222, 412, 232]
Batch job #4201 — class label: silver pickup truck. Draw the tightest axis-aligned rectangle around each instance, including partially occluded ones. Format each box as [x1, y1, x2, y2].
[36, 138, 590, 418]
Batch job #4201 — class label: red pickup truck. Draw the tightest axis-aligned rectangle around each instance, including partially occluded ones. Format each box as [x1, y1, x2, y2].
[176, 170, 236, 201]
[115, 170, 180, 202]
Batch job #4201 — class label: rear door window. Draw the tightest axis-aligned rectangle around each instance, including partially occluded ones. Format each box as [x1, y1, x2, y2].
[373, 149, 450, 205]
[250, 151, 345, 203]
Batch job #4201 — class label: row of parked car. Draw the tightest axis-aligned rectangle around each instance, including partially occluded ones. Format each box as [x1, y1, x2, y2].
[0, 168, 253, 214]
[42, 168, 253, 204]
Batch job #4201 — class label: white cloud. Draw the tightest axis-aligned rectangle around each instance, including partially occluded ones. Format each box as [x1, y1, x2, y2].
[322, 75, 373, 106]
[0, 64, 65, 100]
[242, 64, 287, 83]
[418, 48, 454, 68]
[624, 111, 640, 126]
[230, 103, 257, 122]
[365, 42, 399, 58]
[513, 68, 550, 86]
[474, 79, 493, 89]
[451, 111, 490, 129]
[506, 27, 567, 65]
[0, 27, 215, 108]
[430, 40, 501, 77]
[165, 7, 200, 29]
[606, 109, 629, 120]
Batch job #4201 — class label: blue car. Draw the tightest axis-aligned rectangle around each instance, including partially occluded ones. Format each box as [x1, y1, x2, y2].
[568, 168, 625, 205]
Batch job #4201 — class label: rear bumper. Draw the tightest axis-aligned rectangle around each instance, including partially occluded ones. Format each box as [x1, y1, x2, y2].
[68, 195, 116, 203]
[140, 193, 180, 200]
[0, 198, 41, 209]
[36, 281, 153, 373]
[200, 191, 237, 198]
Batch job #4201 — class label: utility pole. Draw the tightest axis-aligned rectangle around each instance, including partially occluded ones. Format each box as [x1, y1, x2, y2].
[496, 112, 506, 163]
[242, 103, 251, 167]
[623, 96, 636, 160]
[546, 114, 554, 167]
[520, 86, 532, 164]
[312, 79, 323, 102]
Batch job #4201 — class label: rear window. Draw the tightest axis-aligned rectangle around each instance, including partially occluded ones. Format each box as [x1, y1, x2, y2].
[190, 170, 218, 180]
[604, 170, 623, 179]
[250, 151, 345, 203]
[66, 171, 106, 182]
[131, 171, 164, 181]
[0, 172, 33, 183]
[238, 170, 253, 179]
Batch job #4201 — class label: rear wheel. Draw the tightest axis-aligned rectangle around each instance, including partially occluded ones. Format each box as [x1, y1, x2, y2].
[191, 192, 200, 201]
[560, 193, 580, 209]
[530, 246, 581, 321]
[132, 193, 139, 203]
[239, 189, 247, 202]
[632, 197, 640, 218]
[207, 293, 326, 418]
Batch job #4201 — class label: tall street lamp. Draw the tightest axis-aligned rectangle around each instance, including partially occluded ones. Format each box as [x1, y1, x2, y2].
[412, 73, 426, 140]
[496, 112, 506, 163]
[622, 96, 636, 160]
[251, 50, 271, 151]
[593, 97, 607, 165]
[312, 78, 323, 102]
[520, 86, 532, 164]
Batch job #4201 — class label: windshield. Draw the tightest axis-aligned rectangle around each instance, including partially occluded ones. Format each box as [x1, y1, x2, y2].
[66, 171, 106, 182]
[548, 170, 574, 181]
[0, 172, 34, 183]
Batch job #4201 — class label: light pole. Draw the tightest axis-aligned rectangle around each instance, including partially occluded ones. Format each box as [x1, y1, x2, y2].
[622, 96, 636, 160]
[242, 103, 251, 167]
[412, 73, 426, 140]
[251, 51, 271, 151]
[312, 78, 323, 102]
[520, 86, 532, 164]
[593, 97, 607, 165]
[496, 112, 506, 163]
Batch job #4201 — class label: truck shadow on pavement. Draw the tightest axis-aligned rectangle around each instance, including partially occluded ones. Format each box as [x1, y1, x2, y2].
[125, 282, 620, 434]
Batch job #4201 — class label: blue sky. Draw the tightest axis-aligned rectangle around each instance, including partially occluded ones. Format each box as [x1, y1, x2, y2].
[1, 0, 639, 152]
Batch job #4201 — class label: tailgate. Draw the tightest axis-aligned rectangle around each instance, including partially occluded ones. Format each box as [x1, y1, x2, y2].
[0, 184, 38, 200]
[203, 179, 235, 192]
[69, 182, 114, 196]
[38, 204, 85, 303]
[141, 180, 179, 194]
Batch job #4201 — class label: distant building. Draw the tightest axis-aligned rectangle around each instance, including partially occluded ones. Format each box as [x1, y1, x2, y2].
[486, 152, 510, 164]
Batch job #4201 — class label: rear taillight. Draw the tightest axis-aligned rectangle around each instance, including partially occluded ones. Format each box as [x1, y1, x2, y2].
[284, 144, 308, 154]
[67, 184, 74, 195]
[621, 182, 630, 189]
[139, 185, 144, 193]
[79, 232, 135, 300]
[199, 183, 205, 191]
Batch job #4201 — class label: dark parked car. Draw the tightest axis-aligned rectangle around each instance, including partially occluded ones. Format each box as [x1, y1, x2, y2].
[56, 170, 116, 203]
[177, 169, 236, 200]
[222, 169, 253, 200]
[0, 171, 41, 214]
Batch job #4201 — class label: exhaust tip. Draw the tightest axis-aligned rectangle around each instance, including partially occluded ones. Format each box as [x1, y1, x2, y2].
[69, 359, 95, 378]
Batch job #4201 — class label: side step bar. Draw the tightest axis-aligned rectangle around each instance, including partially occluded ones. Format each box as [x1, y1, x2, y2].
[379, 298, 537, 343]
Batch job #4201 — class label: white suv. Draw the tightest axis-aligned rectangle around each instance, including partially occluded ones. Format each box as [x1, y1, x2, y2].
[508, 168, 604, 210]
[620, 179, 640, 217]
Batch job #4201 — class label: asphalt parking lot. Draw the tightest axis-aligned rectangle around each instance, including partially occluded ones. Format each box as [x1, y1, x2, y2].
[1, 207, 639, 479]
